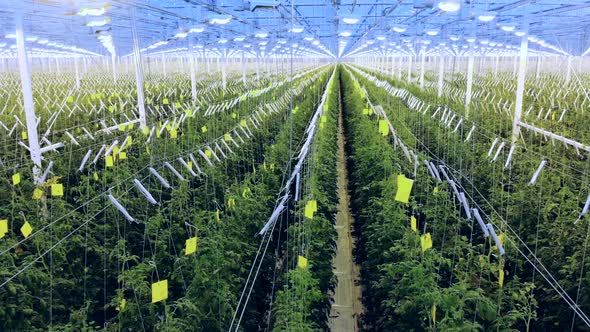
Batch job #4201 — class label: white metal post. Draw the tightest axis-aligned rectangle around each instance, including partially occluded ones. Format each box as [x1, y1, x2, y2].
[511, 35, 529, 143]
[419, 49, 426, 89]
[465, 52, 475, 112]
[241, 50, 246, 82]
[189, 37, 197, 102]
[407, 54, 413, 83]
[565, 56, 573, 84]
[130, 8, 147, 129]
[221, 54, 227, 89]
[74, 56, 80, 90]
[437, 55, 445, 97]
[15, 11, 43, 184]
[111, 54, 117, 84]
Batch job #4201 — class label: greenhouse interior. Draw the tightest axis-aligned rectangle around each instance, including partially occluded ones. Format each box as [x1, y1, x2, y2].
[1, 0, 590, 331]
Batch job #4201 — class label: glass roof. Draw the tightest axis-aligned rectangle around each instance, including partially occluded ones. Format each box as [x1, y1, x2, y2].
[0, 0, 589, 59]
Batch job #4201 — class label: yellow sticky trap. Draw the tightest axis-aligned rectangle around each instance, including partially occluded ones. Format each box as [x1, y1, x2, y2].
[185, 237, 197, 255]
[242, 187, 251, 198]
[552, 113, 556, 121]
[323, 103, 328, 112]
[20, 221, 33, 238]
[231, 112, 237, 119]
[215, 209, 221, 223]
[119, 152, 127, 160]
[433, 187, 439, 194]
[224, 133, 231, 142]
[67, 96, 74, 103]
[304, 200, 317, 219]
[12, 173, 21, 186]
[379, 120, 389, 136]
[143, 127, 150, 136]
[362, 108, 369, 115]
[270, 163, 275, 171]
[410, 216, 417, 232]
[240, 120, 247, 126]
[146, 146, 151, 155]
[21, 130, 28, 140]
[170, 129, 177, 139]
[106, 155, 114, 167]
[498, 233, 505, 246]
[113, 146, 120, 156]
[128, 123, 134, 130]
[499, 269, 505, 288]
[0, 219, 8, 238]
[166, 124, 172, 132]
[163, 98, 169, 105]
[228, 198, 235, 209]
[321, 115, 327, 123]
[151, 280, 168, 303]
[32, 188, 43, 200]
[108, 105, 115, 112]
[263, 162, 267, 171]
[126, 136, 133, 147]
[187, 161, 193, 170]
[93, 172, 99, 181]
[292, 106, 298, 114]
[205, 149, 212, 158]
[201, 126, 208, 133]
[297, 255, 308, 269]
[175, 102, 181, 108]
[116, 298, 126, 311]
[421, 232, 432, 252]
[51, 184, 64, 197]
[394, 174, 414, 204]
[118, 124, 126, 132]
[432, 304, 437, 324]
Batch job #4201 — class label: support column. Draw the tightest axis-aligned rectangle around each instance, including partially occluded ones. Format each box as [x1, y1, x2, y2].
[241, 50, 246, 82]
[407, 55, 413, 83]
[130, 7, 147, 129]
[15, 11, 42, 184]
[511, 35, 529, 143]
[189, 38, 197, 102]
[111, 54, 117, 84]
[465, 52, 475, 113]
[419, 49, 426, 89]
[437, 55, 445, 98]
[565, 56, 573, 84]
[74, 56, 80, 90]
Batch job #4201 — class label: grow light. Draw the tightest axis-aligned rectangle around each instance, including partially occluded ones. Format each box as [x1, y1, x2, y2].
[289, 25, 304, 33]
[449, 36, 460, 41]
[86, 18, 111, 27]
[514, 31, 527, 37]
[437, 0, 460, 12]
[78, 4, 110, 16]
[209, 15, 232, 25]
[312, 40, 320, 45]
[425, 29, 439, 36]
[218, 39, 228, 44]
[37, 39, 48, 44]
[5, 34, 16, 39]
[342, 15, 360, 24]
[376, 35, 386, 41]
[189, 26, 205, 33]
[500, 24, 516, 32]
[233, 36, 245, 42]
[466, 37, 476, 43]
[392, 25, 408, 33]
[174, 32, 188, 39]
[339, 31, 352, 37]
[477, 12, 497, 22]
[255, 31, 269, 38]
